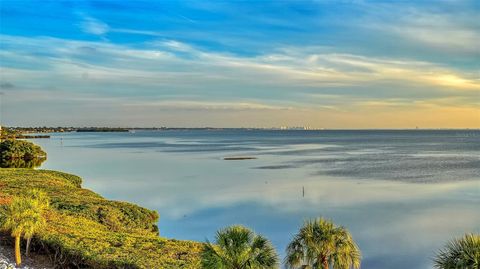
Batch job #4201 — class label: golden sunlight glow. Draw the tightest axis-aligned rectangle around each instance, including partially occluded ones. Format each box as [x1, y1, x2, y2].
[429, 74, 480, 90]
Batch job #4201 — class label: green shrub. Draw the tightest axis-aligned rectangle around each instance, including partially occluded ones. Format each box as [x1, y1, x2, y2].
[0, 140, 46, 168]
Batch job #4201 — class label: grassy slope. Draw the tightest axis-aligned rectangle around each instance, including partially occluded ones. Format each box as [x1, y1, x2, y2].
[0, 169, 202, 268]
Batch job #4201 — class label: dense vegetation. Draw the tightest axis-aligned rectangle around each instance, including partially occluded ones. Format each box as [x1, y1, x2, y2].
[1, 189, 49, 265]
[434, 234, 480, 269]
[0, 169, 202, 268]
[201, 225, 279, 269]
[2, 127, 74, 134]
[0, 140, 46, 168]
[1, 128, 19, 137]
[285, 218, 361, 269]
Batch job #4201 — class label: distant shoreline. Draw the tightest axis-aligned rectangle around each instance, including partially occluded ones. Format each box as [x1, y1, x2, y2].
[0, 135, 50, 139]
[4, 127, 480, 134]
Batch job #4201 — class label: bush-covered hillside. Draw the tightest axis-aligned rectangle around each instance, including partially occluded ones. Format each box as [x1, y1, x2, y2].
[0, 169, 202, 268]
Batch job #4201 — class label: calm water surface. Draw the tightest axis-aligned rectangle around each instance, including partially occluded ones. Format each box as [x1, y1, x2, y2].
[33, 130, 480, 269]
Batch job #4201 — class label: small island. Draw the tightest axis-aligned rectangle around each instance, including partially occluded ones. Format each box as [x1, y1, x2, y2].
[223, 156, 257, 160]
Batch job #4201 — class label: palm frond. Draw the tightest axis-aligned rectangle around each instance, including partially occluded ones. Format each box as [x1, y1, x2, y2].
[434, 234, 480, 269]
[201, 225, 279, 269]
[285, 217, 361, 269]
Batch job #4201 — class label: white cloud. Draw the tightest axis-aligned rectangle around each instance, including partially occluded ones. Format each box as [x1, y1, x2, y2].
[2, 35, 478, 93]
[80, 16, 110, 35]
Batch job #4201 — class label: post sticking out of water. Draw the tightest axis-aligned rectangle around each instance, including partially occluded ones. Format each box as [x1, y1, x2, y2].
[302, 186, 305, 197]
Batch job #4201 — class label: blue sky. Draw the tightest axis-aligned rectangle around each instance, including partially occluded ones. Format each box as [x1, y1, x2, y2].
[0, 0, 479, 128]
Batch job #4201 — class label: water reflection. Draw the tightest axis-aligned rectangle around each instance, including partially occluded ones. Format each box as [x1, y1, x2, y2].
[0, 157, 46, 168]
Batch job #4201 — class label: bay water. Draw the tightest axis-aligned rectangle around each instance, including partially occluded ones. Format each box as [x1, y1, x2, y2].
[32, 130, 480, 269]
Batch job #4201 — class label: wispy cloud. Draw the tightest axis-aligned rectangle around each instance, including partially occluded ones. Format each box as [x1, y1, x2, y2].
[356, 2, 480, 54]
[79, 16, 110, 35]
[384, 15, 479, 54]
[2, 35, 478, 93]
[123, 100, 294, 111]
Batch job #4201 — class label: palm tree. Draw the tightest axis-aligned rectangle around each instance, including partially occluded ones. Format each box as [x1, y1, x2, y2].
[24, 189, 49, 257]
[0, 190, 49, 265]
[433, 233, 480, 269]
[285, 218, 361, 269]
[201, 225, 279, 269]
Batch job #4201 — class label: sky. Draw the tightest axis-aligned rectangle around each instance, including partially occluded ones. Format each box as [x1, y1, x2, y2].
[0, 0, 479, 128]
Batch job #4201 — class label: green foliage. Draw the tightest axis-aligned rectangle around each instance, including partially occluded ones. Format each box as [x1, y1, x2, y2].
[0, 189, 49, 265]
[0, 127, 20, 137]
[0, 157, 45, 168]
[1, 193, 47, 238]
[0, 169, 202, 268]
[42, 170, 83, 187]
[201, 225, 279, 269]
[285, 218, 361, 269]
[0, 140, 46, 168]
[434, 234, 480, 269]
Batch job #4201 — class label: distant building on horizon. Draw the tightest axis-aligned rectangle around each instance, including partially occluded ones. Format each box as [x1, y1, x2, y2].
[278, 126, 320, 130]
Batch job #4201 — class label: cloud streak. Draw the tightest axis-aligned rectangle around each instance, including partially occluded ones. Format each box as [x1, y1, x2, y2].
[79, 16, 110, 35]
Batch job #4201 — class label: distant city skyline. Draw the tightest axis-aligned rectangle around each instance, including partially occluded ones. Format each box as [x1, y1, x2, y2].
[0, 0, 479, 128]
